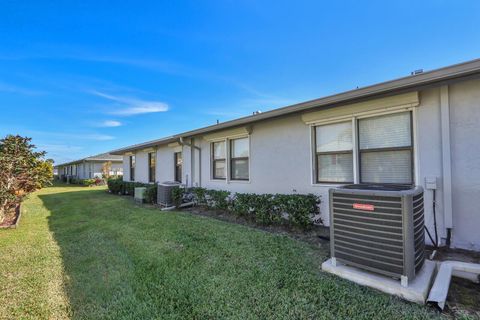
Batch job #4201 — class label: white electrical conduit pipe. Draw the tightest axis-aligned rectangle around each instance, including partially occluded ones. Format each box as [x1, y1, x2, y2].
[427, 261, 480, 311]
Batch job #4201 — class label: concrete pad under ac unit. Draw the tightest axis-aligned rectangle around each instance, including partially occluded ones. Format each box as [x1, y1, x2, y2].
[321, 258, 436, 304]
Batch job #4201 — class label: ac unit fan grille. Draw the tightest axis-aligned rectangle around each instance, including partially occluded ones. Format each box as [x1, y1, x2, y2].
[332, 193, 405, 277]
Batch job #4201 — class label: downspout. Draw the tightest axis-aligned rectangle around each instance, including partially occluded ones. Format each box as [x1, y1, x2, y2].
[427, 261, 480, 310]
[179, 137, 202, 187]
[440, 85, 453, 246]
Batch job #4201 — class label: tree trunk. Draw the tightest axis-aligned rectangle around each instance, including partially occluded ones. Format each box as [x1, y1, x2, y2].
[0, 206, 5, 224]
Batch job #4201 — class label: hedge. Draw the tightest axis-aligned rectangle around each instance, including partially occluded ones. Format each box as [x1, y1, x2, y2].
[106, 177, 157, 204]
[108, 180, 321, 228]
[67, 177, 103, 186]
[173, 187, 321, 229]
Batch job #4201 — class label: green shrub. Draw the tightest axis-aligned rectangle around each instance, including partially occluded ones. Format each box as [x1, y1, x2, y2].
[274, 194, 320, 229]
[107, 177, 124, 194]
[171, 186, 185, 207]
[191, 187, 207, 205]
[144, 185, 157, 204]
[83, 178, 96, 186]
[202, 189, 320, 229]
[205, 189, 231, 210]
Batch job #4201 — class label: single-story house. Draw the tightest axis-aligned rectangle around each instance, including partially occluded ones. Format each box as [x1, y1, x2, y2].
[111, 58, 480, 252]
[55, 152, 123, 181]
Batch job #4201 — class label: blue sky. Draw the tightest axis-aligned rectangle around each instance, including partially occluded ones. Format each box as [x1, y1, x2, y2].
[1, 1, 479, 164]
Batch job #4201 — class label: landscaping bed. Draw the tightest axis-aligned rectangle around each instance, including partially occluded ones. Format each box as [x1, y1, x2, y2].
[0, 204, 20, 228]
[182, 206, 330, 248]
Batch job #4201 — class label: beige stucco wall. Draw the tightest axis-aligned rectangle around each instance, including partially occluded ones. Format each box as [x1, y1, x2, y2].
[448, 79, 480, 250]
[123, 145, 184, 184]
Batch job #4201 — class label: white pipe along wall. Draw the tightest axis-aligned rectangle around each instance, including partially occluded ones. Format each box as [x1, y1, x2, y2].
[427, 261, 480, 310]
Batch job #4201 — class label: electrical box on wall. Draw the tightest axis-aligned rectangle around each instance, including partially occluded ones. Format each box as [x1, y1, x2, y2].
[425, 176, 438, 190]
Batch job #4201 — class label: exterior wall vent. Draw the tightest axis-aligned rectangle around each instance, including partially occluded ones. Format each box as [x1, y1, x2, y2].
[157, 181, 182, 207]
[330, 184, 425, 285]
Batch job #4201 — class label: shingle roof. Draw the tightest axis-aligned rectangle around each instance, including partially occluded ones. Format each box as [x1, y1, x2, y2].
[55, 152, 123, 167]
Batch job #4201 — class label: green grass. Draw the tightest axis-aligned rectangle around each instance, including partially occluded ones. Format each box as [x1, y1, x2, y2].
[0, 184, 443, 319]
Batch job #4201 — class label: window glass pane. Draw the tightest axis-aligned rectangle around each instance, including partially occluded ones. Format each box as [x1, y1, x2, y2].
[231, 159, 249, 180]
[360, 150, 412, 184]
[359, 112, 411, 149]
[175, 152, 182, 165]
[149, 153, 156, 167]
[316, 122, 352, 152]
[231, 138, 249, 158]
[317, 153, 353, 182]
[213, 160, 226, 179]
[213, 141, 226, 159]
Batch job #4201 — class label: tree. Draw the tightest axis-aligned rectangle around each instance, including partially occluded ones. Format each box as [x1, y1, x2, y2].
[102, 161, 112, 179]
[0, 135, 52, 223]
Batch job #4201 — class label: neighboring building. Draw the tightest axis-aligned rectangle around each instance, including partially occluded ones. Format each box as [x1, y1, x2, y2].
[55, 152, 123, 181]
[111, 58, 480, 252]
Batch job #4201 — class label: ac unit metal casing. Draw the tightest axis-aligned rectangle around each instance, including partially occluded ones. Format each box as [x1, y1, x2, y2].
[157, 181, 182, 207]
[330, 184, 425, 283]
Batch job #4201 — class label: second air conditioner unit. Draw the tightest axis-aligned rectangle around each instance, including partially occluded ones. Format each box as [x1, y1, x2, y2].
[157, 181, 182, 207]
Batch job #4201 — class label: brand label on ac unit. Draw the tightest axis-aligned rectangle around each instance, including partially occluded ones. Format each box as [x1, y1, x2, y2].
[353, 203, 375, 211]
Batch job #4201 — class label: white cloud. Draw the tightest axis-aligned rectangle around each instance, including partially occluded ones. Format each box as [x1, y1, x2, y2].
[0, 82, 45, 95]
[27, 130, 115, 141]
[82, 133, 115, 141]
[90, 91, 169, 116]
[36, 144, 83, 153]
[101, 120, 122, 127]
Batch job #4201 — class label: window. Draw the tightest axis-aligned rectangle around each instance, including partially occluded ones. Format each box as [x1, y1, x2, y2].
[129, 155, 135, 181]
[313, 111, 414, 185]
[230, 137, 249, 180]
[358, 112, 413, 184]
[315, 121, 353, 183]
[148, 152, 156, 183]
[174, 152, 182, 183]
[212, 141, 226, 179]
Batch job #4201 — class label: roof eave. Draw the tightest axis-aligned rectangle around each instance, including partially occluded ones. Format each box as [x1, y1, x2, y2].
[110, 58, 480, 154]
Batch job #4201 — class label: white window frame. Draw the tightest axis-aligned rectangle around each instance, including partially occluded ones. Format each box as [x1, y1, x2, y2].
[209, 134, 251, 184]
[310, 108, 417, 186]
[211, 140, 227, 180]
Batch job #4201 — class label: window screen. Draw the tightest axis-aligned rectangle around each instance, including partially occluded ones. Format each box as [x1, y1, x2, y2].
[315, 121, 353, 183]
[358, 112, 413, 184]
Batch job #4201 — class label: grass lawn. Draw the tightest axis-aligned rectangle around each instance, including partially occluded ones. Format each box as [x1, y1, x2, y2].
[0, 184, 445, 319]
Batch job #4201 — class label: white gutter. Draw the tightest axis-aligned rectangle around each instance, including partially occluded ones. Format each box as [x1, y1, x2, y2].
[427, 260, 480, 310]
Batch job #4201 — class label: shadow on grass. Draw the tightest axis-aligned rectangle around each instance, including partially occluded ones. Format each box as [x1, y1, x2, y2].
[40, 188, 147, 319]
[41, 187, 439, 320]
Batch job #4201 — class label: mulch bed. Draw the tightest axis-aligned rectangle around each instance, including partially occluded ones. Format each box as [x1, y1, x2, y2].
[0, 205, 21, 228]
